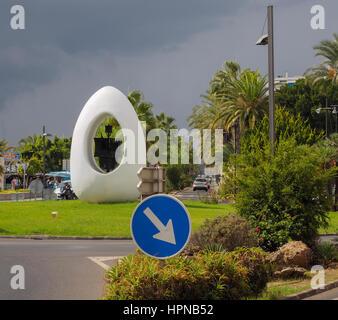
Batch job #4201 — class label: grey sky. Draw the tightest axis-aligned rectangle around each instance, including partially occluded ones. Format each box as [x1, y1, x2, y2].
[0, 0, 337, 144]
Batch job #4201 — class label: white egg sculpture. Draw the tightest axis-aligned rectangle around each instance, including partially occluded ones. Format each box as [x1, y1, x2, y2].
[70, 86, 146, 203]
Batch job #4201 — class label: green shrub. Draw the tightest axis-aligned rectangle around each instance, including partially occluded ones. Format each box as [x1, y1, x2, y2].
[223, 138, 336, 251]
[227, 247, 272, 296]
[166, 165, 183, 190]
[103, 248, 270, 300]
[314, 241, 338, 266]
[165, 164, 195, 191]
[182, 214, 256, 255]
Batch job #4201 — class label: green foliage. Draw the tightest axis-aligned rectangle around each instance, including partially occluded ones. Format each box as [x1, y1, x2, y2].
[166, 165, 183, 191]
[226, 247, 272, 296]
[183, 214, 256, 254]
[18, 156, 43, 176]
[224, 138, 336, 251]
[314, 242, 338, 266]
[213, 68, 268, 132]
[304, 33, 338, 83]
[188, 62, 268, 154]
[103, 248, 270, 300]
[17, 135, 71, 174]
[275, 79, 338, 135]
[165, 164, 195, 191]
[241, 107, 324, 154]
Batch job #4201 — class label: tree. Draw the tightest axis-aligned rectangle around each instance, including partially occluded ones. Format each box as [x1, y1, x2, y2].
[17, 134, 39, 151]
[305, 33, 338, 83]
[18, 156, 43, 178]
[189, 63, 268, 155]
[128, 90, 156, 133]
[222, 138, 336, 251]
[17, 135, 71, 172]
[213, 69, 268, 153]
[275, 78, 338, 135]
[188, 92, 223, 130]
[189, 61, 241, 133]
[155, 112, 176, 133]
[241, 106, 324, 156]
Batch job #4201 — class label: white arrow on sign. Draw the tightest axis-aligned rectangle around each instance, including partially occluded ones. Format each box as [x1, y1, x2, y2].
[143, 207, 176, 245]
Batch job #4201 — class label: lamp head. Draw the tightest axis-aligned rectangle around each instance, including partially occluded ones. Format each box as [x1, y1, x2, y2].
[256, 34, 268, 46]
[315, 108, 322, 114]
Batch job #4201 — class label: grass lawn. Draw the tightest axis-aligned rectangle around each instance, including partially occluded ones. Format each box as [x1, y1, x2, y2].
[0, 200, 235, 237]
[319, 211, 338, 234]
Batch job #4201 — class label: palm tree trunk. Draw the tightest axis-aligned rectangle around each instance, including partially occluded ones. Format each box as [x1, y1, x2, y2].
[234, 120, 241, 154]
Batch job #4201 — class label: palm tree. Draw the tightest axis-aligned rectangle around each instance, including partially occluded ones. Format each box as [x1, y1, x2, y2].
[128, 90, 156, 132]
[17, 134, 39, 152]
[155, 112, 176, 133]
[209, 60, 241, 99]
[188, 61, 241, 139]
[213, 69, 268, 153]
[305, 33, 338, 83]
[0, 139, 12, 153]
[188, 92, 221, 130]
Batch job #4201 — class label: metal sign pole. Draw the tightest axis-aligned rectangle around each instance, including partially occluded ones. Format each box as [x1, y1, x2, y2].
[268, 5, 275, 154]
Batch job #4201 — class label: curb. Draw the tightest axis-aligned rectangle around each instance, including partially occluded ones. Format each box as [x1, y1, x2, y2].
[0, 235, 132, 240]
[281, 279, 338, 300]
[319, 233, 338, 236]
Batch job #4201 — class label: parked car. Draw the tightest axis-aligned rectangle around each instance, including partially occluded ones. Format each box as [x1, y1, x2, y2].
[192, 177, 210, 191]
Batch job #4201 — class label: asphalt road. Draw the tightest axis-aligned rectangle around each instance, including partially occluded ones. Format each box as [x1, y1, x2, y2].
[0, 239, 136, 300]
[174, 180, 218, 202]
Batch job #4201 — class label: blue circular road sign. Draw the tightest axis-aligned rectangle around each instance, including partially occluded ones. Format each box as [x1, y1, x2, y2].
[131, 194, 192, 259]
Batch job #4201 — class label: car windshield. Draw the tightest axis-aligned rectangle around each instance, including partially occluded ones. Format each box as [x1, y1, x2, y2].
[195, 179, 206, 182]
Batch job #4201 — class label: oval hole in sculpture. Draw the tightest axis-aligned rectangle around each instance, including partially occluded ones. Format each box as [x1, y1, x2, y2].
[92, 116, 124, 173]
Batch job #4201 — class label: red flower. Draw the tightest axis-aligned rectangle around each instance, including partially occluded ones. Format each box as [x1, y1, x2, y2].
[260, 213, 264, 217]
[258, 238, 262, 242]
[255, 228, 259, 232]
[297, 233, 300, 237]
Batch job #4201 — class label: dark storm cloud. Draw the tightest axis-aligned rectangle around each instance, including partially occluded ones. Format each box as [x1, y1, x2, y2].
[1, 0, 246, 54]
[0, 0, 245, 110]
[0, 0, 337, 144]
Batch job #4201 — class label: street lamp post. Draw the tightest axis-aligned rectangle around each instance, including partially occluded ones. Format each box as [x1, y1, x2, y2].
[42, 125, 52, 186]
[315, 101, 338, 138]
[22, 162, 29, 189]
[257, 5, 275, 154]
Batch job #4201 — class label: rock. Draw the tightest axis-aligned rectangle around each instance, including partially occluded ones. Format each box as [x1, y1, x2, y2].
[267, 241, 311, 269]
[274, 267, 307, 279]
[180, 243, 201, 256]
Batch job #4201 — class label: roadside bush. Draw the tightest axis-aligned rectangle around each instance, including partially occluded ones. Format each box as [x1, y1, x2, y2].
[227, 247, 272, 296]
[314, 241, 338, 266]
[165, 164, 195, 191]
[223, 138, 336, 251]
[166, 165, 183, 191]
[182, 214, 256, 255]
[103, 248, 270, 300]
